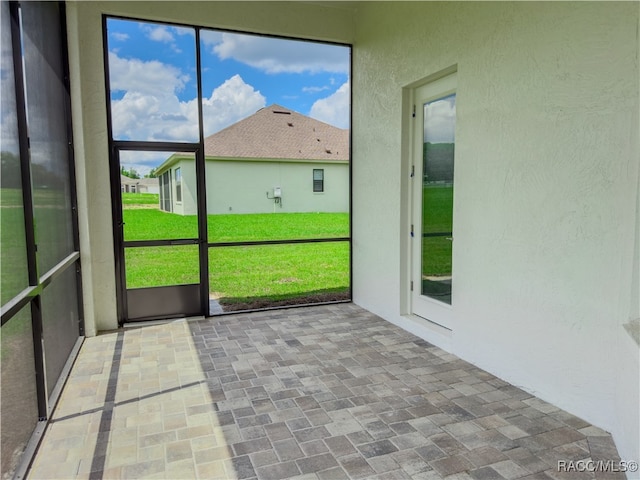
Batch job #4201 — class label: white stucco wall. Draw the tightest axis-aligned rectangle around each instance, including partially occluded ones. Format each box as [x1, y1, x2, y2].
[66, 0, 639, 465]
[166, 160, 197, 216]
[352, 1, 639, 465]
[205, 160, 349, 215]
[65, 1, 354, 333]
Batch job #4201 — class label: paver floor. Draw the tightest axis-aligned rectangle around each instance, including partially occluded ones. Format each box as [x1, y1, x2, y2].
[28, 304, 624, 479]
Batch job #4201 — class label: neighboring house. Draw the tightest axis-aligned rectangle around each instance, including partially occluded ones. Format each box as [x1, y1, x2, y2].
[120, 174, 138, 193]
[136, 177, 159, 195]
[120, 175, 159, 194]
[155, 104, 349, 215]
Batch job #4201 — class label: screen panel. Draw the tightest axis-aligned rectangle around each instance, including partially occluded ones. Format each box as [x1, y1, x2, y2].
[120, 151, 197, 239]
[105, 18, 198, 143]
[209, 241, 349, 314]
[40, 266, 80, 397]
[20, 2, 75, 275]
[0, 307, 39, 479]
[125, 245, 200, 289]
[1, 1, 29, 304]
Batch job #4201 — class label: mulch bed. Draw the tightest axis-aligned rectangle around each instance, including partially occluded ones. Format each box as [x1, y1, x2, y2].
[219, 290, 351, 312]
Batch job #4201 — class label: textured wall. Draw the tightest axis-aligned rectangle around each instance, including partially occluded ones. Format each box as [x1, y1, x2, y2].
[351, 1, 639, 463]
[67, 0, 639, 462]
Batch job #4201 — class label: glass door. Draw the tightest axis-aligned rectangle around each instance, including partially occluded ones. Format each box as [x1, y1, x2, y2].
[412, 73, 456, 328]
[114, 148, 206, 322]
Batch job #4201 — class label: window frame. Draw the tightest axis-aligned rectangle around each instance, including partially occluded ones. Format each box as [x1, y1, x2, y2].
[1, 2, 84, 478]
[313, 168, 325, 193]
[103, 14, 353, 322]
[175, 167, 182, 203]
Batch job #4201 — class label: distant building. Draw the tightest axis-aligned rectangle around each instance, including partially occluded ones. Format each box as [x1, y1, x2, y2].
[155, 104, 349, 215]
[120, 175, 159, 194]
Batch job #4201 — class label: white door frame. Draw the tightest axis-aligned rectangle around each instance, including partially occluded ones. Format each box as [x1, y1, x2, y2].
[409, 72, 457, 330]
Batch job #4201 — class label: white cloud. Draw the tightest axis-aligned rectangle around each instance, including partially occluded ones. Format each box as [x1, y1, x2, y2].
[309, 81, 350, 129]
[144, 25, 174, 43]
[424, 95, 456, 143]
[1, 21, 19, 155]
[201, 30, 223, 47]
[111, 90, 198, 142]
[109, 51, 189, 97]
[109, 51, 265, 146]
[111, 32, 129, 42]
[115, 75, 266, 173]
[302, 85, 330, 94]
[200, 74, 266, 136]
[210, 32, 349, 74]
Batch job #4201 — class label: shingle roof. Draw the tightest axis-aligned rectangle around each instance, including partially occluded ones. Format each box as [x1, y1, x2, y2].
[204, 104, 349, 162]
[120, 175, 158, 186]
[121, 174, 137, 185]
[136, 177, 159, 187]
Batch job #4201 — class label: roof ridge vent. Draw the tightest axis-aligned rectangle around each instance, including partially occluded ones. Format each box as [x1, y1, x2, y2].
[273, 110, 291, 115]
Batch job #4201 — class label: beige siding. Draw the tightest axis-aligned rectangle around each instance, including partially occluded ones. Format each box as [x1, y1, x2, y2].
[205, 160, 348, 215]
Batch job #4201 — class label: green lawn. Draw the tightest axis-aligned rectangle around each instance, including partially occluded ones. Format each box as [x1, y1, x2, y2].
[211, 242, 350, 309]
[422, 184, 453, 233]
[121, 192, 160, 205]
[122, 209, 349, 242]
[422, 185, 453, 276]
[125, 241, 350, 309]
[2, 186, 453, 313]
[1, 189, 29, 304]
[121, 200, 350, 309]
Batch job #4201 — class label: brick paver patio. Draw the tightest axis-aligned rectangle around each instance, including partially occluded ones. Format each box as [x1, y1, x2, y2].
[28, 304, 623, 479]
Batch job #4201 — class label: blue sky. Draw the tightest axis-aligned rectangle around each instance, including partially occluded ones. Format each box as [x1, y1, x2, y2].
[107, 18, 350, 173]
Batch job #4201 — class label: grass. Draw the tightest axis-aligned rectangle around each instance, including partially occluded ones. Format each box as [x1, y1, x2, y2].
[121, 192, 160, 205]
[125, 241, 350, 309]
[2, 186, 452, 313]
[121, 196, 350, 309]
[0, 187, 75, 303]
[422, 185, 453, 276]
[210, 242, 349, 306]
[125, 245, 200, 287]
[123, 209, 349, 242]
[1, 189, 29, 305]
[422, 184, 453, 233]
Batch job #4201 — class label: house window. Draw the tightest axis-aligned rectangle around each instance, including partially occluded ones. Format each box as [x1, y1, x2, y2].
[160, 171, 172, 212]
[175, 167, 182, 202]
[313, 169, 324, 192]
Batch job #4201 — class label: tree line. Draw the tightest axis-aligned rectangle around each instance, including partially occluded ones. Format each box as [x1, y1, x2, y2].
[120, 166, 157, 179]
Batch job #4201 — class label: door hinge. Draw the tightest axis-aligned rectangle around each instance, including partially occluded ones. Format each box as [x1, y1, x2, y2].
[412, 105, 416, 118]
[410, 165, 415, 178]
[410, 281, 414, 291]
[410, 224, 414, 237]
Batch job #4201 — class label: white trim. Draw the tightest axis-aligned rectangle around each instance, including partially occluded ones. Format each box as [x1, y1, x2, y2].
[408, 70, 457, 329]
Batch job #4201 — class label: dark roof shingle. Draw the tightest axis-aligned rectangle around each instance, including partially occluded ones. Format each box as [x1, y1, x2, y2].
[204, 104, 349, 162]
